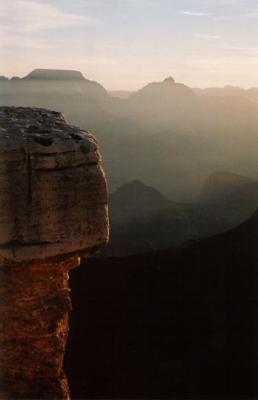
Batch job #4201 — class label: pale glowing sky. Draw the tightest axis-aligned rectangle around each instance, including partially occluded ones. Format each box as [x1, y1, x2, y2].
[1, 0, 258, 90]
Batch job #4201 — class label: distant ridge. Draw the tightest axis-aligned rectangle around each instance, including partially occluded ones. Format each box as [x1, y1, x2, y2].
[129, 76, 195, 100]
[199, 171, 253, 203]
[110, 180, 172, 211]
[24, 69, 86, 81]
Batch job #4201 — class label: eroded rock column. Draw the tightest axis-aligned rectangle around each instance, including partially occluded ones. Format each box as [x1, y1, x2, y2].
[0, 107, 109, 399]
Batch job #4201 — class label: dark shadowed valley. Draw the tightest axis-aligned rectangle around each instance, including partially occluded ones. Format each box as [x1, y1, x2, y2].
[66, 209, 258, 398]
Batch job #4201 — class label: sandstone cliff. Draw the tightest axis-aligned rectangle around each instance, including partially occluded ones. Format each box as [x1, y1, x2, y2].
[0, 107, 109, 399]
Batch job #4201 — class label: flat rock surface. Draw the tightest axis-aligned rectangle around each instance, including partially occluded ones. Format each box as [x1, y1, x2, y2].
[0, 107, 109, 262]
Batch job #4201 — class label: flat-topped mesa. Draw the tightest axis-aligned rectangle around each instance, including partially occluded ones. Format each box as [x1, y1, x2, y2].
[24, 69, 85, 81]
[0, 107, 109, 399]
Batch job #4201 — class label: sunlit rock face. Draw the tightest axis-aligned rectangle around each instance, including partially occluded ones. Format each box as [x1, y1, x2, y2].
[0, 107, 109, 399]
[0, 256, 80, 400]
[0, 107, 109, 262]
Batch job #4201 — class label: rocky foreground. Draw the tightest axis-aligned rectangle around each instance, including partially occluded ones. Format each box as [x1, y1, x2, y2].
[0, 107, 108, 399]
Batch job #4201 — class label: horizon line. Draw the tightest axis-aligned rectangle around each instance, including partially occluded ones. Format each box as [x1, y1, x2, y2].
[1, 68, 258, 92]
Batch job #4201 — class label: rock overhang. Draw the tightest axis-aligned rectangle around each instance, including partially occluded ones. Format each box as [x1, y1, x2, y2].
[0, 107, 109, 263]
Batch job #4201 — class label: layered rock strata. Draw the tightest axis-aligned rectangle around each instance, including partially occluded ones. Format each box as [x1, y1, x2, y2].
[0, 107, 109, 399]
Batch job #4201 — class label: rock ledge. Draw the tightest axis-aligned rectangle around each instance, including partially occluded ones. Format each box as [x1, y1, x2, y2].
[0, 107, 109, 262]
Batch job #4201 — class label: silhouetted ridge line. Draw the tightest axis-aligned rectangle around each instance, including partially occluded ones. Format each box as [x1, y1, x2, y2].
[24, 68, 86, 81]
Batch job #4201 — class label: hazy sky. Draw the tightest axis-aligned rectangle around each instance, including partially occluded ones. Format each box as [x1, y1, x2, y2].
[1, 0, 258, 90]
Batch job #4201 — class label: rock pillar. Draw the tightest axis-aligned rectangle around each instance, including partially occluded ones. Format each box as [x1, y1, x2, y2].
[0, 107, 109, 399]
